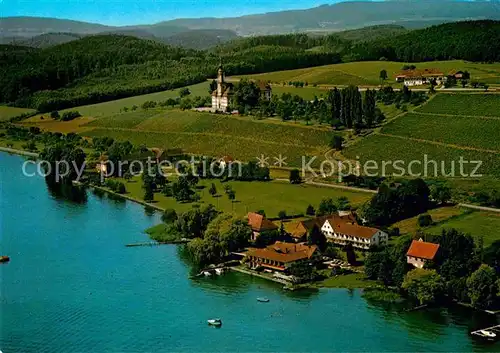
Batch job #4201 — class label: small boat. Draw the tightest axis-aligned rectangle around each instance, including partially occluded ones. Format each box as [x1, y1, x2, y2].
[215, 268, 225, 275]
[257, 297, 270, 303]
[0, 256, 10, 263]
[207, 319, 222, 326]
[479, 330, 496, 338]
[203, 271, 212, 277]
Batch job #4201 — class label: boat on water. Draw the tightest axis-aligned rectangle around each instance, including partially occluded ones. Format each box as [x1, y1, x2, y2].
[257, 297, 270, 303]
[207, 319, 222, 326]
[479, 330, 496, 338]
[0, 256, 10, 263]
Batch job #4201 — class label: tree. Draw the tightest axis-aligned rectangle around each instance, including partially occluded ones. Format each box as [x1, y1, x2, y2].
[50, 111, 60, 119]
[402, 268, 443, 305]
[379, 69, 388, 83]
[289, 169, 302, 184]
[345, 243, 357, 265]
[430, 184, 452, 205]
[278, 210, 287, 220]
[179, 87, 191, 97]
[227, 190, 236, 202]
[162, 209, 178, 224]
[363, 89, 376, 127]
[307, 224, 327, 252]
[143, 186, 154, 202]
[330, 135, 344, 151]
[417, 214, 433, 227]
[306, 204, 315, 216]
[336, 196, 351, 211]
[466, 264, 498, 309]
[209, 183, 217, 197]
[318, 198, 337, 216]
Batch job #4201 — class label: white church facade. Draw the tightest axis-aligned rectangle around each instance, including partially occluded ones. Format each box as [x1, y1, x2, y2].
[211, 64, 233, 112]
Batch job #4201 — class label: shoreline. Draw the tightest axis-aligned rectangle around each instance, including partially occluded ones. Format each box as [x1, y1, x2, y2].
[0, 146, 39, 158]
[91, 184, 166, 212]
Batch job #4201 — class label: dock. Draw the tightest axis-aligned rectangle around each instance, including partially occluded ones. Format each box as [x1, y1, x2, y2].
[470, 324, 500, 340]
[125, 240, 189, 247]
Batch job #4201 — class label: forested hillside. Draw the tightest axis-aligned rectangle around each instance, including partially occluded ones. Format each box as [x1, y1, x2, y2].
[1, 20, 499, 112]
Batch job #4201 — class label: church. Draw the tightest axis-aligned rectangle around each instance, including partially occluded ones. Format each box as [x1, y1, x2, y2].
[211, 63, 233, 112]
[211, 63, 273, 113]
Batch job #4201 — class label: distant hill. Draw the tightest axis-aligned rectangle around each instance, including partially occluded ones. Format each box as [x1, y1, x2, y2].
[11, 32, 83, 48]
[334, 25, 409, 42]
[1, 0, 499, 39]
[162, 0, 500, 35]
[163, 29, 238, 49]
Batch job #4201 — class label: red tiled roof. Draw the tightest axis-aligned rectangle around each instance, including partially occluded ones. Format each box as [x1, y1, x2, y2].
[247, 212, 278, 232]
[407, 240, 440, 260]
[329, 221, 380, 239]
[246, 242, 317, 263]
[291, 213, 358, 239]
[256, 80, 271, 90]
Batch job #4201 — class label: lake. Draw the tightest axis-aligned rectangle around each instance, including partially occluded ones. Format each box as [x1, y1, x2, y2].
[0, 153, 498, 352]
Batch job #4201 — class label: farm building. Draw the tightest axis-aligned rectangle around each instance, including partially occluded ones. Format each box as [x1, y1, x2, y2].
[395, 68, 445, 86]
[257, 81, 272, 101]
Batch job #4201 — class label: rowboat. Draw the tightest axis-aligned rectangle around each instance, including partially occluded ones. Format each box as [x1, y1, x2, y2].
[257, 297, 270, 303]
[207, 319, 222, 326]
[0, 256, 10, 263]
[479, 330, 496, 338]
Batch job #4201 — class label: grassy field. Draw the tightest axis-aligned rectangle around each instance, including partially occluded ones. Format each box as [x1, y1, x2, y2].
[316, 273, 377, 289]
[381, 112, 500, 151]
[0, 106, 35, 122]
[391, 206, 466, 236]
[343, 134, 500, 177]
[426, 210, 500, 247]
[416, 94, 500, 117]
[232, 61, 500, 86]
[271, 85, 331, 100]
[53, 82, 211, 118]
[108, 177, 372, 218]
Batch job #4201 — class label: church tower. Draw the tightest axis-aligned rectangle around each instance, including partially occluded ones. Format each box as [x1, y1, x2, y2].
[217, 63, 224, 96]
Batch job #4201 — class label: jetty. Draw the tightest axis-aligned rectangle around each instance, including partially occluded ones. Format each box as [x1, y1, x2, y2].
[125, 240, 189, 247]
[470, 325, 500, 341]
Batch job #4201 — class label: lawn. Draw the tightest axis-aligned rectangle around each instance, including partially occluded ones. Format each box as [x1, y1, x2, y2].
[317, 273, 377, 289]
[0, 106, 35, 122]
[426, 210, 500, 247]
[232, 60, 500, 86]
[272, 85, 333, 100]
[53, 81, 211, 118]
[416, 93, 500, 117]
[87, 109, 164, 129]
[108, 177, 372, 218]
[343, 134, 500, 178]
[381, 112, 500, 151]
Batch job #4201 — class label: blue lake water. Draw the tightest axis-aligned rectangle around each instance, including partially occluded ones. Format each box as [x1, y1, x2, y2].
[1, 152, 498, 352]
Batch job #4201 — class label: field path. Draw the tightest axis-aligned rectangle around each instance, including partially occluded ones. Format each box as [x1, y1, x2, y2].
[459, 203, 500, 213]
[376, 132, 500, 154]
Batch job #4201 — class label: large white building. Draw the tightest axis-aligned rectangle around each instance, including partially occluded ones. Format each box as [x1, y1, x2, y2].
[321, 217, 388, 250]
[211, 64, 233, 112]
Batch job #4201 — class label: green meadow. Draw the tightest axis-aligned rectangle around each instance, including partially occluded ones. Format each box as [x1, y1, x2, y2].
[108, 177, 372, 218]
[0, 106, 35, 121]
[416, 93, 500, 117]
[232, 60, 500, 86]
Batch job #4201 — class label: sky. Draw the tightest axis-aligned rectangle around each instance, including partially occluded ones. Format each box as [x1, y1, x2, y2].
[1, 0, 344, 26]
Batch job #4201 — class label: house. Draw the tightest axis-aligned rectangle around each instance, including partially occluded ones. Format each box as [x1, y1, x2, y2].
[95, 155, 108, 174]
[320, 216, 388, 250]
[395, 68, 445, 86]
[290, 212, 357, 243]
[211, 63, 233, 112]
[257, 81, 272, 101]
[247, 212, 278, 241]
[217, 155, 235, 169]
[406, 239, 440, 268]
[245, 241, 318, 272]
[449, 70, 466, 80]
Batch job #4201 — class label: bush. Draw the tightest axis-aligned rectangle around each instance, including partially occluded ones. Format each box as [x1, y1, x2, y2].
[141, 101, 157, 109]
[50, 111, 60, 119]
[60, 111, 81, 121]
[417, 214, 433, 227]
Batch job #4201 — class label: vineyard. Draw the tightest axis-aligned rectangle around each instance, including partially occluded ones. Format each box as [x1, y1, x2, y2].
[343, 134, 500, 177]
[381, 112, 500, 151]
[416, 93, 500, 117]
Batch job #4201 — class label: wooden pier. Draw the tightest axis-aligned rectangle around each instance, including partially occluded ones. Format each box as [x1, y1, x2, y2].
[125, 240, 189, 247]
[470, 324, 500, 341]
